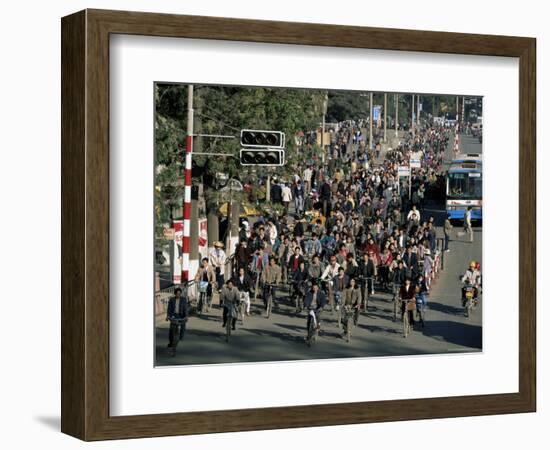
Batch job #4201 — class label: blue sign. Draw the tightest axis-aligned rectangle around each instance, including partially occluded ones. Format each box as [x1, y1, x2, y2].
[373, 106, 382, 121]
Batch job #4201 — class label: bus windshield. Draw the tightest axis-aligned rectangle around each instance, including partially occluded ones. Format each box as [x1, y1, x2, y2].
[447, 172, 482, 199]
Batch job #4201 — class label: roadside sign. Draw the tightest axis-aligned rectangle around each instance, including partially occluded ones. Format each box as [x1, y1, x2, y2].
[410, 159, 421, 168]
[398, 166, 410, 177]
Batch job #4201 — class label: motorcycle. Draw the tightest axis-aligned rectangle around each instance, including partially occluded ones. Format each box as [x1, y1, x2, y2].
[462, 283, 478, 318]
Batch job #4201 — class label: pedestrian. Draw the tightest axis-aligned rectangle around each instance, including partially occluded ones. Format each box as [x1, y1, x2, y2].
[281, 182, 293, 214]
[444, 214, 453, 252]
[464, 206, 474, 243]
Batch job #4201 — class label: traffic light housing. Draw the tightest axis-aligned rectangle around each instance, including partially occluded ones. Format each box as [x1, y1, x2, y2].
[239, 148, 285, 166]
[240, 129, 285, 148]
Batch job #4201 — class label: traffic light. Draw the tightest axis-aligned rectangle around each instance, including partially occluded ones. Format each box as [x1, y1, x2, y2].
[240, 129, 285, 148]
[239, 148, 285, 166]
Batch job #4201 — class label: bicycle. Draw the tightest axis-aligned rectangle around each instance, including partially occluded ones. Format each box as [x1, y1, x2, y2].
[341, 305, 356, 343]
[238, 291, 248, 325]
[197, 281, 211, 315]
[415, 294, 427, 327]
[463, 284, 478, 318]
[358, 276, 373, 312]
[263, 283, 277, 318]
[293, 281, 306, 314]
[225, 303, 237, 343]
[167, 316, 187, 356]
[391, 282, 401, 321]
[400, 298, 415, 338]
[334, 291, 343, 328]
[306, 308, 320, 347]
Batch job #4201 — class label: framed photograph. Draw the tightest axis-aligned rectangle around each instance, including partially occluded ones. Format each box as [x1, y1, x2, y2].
[61, 9, 536, 441]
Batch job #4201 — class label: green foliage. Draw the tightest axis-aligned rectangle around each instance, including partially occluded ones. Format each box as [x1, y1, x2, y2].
[155, 83, 326, 225]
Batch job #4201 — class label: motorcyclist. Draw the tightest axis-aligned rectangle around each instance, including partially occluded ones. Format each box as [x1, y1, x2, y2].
[461, 260, 481, 306]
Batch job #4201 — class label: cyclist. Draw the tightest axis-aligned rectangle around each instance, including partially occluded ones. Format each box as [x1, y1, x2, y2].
[342, 277, 362, 327]
[332, 266, 348, 311]
[304, 281, 328, 334]
[194, 257, 216, 306]
[307, 254, 323, 280]
[321, 255, 341, 309]
[233, 267, 253, 316]
[261, 256, 282, 311]
[209, 241, 227, 291]
[166, 286, 189, 356]
[220, 279, 240, 331]
[358, 251, 377, 301]
[292, 261, 309, 312]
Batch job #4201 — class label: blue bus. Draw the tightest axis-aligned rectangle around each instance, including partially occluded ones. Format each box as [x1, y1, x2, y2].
[446, 159, 482, 221]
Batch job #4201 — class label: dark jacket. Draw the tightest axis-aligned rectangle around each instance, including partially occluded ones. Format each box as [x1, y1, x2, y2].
[359, 258, 376, 278]
[233, 274, 253, 292]
[403, 252, 419, 272]
[304, 289, 328, 310]
[320, 182, 331, 200]
[293, 268, 309, 285]
[288, 254, 305, 271]
[332, 274, 349, 294]
[166, 296, 189, 319]
[392, 267, 407, 285]
[399, 283, 416, 300]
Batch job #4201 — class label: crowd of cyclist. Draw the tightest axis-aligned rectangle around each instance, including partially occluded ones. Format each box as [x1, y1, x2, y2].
[188, 120, 470, 339]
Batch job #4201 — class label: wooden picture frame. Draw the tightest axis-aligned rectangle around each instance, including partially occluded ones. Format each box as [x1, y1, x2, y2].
[61, 9, 536, 441]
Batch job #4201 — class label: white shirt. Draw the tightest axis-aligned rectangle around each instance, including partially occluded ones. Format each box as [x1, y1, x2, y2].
[282, 186, 293, 202]
[303, 168, 312, 182]
[407, 209, 421, 222]
[209, 248, 226, 267]
[321, 263, 340, 280]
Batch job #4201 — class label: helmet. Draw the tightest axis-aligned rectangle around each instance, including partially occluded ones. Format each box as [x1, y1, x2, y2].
[469, 261, 476, 269]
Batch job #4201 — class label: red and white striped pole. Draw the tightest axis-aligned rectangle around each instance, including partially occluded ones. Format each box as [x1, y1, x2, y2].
[454, 96, 460, 155]
[182, 84, 194, 282]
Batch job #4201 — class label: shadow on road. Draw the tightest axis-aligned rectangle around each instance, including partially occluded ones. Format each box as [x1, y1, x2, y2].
[421, 320, 482, 349]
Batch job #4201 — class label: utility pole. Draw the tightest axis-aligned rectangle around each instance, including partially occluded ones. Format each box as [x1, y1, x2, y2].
[384, 93, 387, 143]
[411, 94, 415, 133]
[321, 92, 328, 163]
[395, 93, 399, 138]
[369, 92, 373, 151]
[417, 94, 421, 126]
[182, 84, 194, 282]
[461, 96, 465, 130]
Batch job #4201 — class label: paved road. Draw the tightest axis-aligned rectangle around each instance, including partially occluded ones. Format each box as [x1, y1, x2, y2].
[155, 130, 482, 366]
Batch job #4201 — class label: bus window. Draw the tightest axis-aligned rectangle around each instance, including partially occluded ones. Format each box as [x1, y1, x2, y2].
[448, 172, 482, 199]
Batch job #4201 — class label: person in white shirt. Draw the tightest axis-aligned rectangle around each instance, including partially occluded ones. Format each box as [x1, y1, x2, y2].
[209, 241, 227, 291]
[464, 206, 474, 243]
[303, 166, 313, 193]
[407, 205, 421, 222]
[321, 255, 341, 310]
[281, 183, 293, 214]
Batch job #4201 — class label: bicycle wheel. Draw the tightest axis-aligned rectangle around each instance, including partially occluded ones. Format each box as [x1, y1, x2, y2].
[307, 321, 314, 347]
[226, 318, 231, 342]
[346, 317, 352, 343]
[266, 293, 272, 318]
[240, 302, 245, 325]
[403, 307, 409, 338]
[197, 293, 204, 315]
[393, 296, 398, 322]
